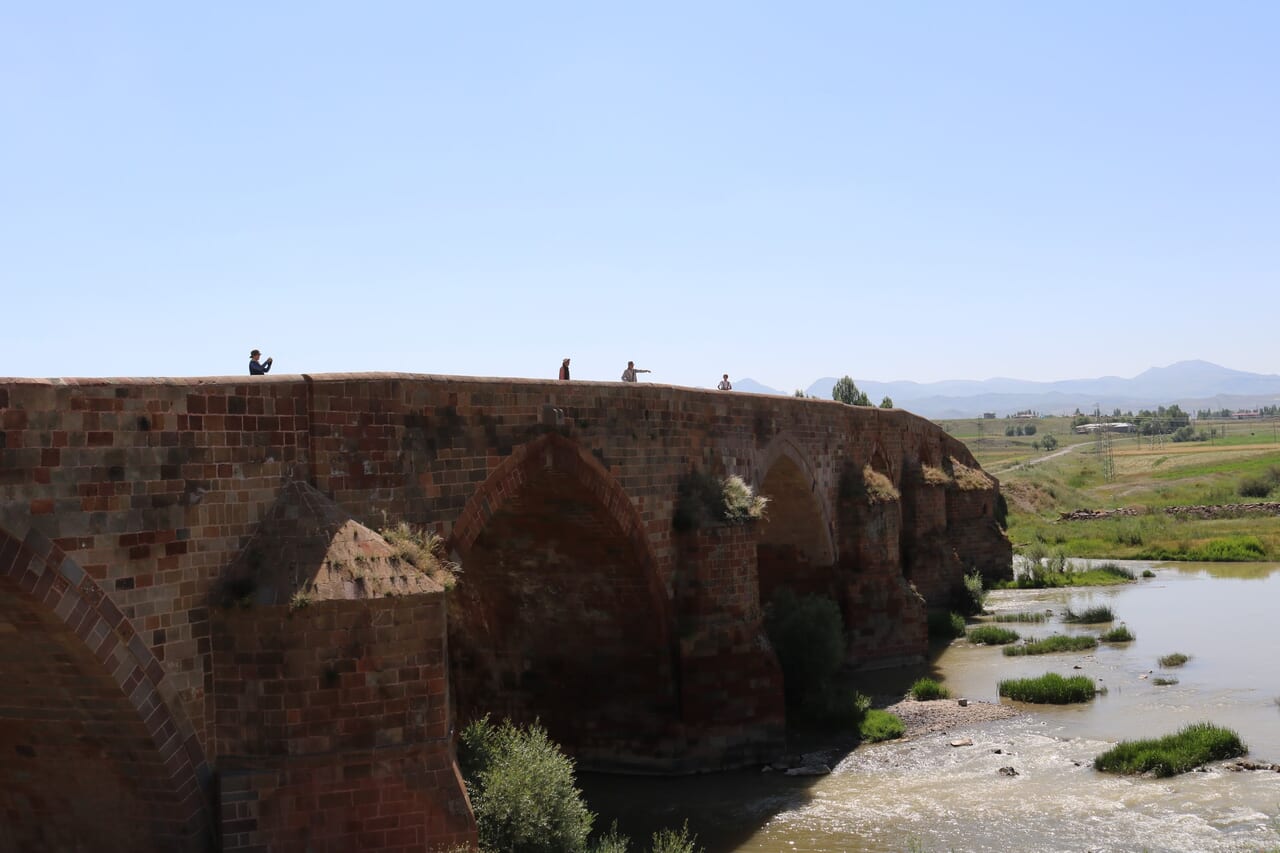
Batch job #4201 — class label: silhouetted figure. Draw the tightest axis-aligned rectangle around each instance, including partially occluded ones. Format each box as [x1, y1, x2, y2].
[717, 374, 732, 390]
[559, 358, 571, 380]
[249, 349, 273, 376]
[621, 361, 651, 382]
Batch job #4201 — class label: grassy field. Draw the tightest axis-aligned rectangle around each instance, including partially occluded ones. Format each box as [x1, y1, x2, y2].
[937, 415, 1280, 561]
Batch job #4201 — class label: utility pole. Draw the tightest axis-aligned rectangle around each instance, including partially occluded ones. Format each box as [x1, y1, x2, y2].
[1095, 403, 1115, 482]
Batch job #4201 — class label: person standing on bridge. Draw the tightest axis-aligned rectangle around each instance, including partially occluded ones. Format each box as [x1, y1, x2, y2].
[717, 374, 732, 390]
[559, 358, 571, 380]
[621, 361, 651, 382]
[249, 349, 273, 376]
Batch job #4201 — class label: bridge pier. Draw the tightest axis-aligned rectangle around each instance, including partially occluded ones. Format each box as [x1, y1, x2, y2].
[209, 483, 475, 851]
[674, 524, 785, 770]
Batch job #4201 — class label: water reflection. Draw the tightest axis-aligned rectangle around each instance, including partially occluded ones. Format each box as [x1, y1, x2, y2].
[582, 562, 1280, 852]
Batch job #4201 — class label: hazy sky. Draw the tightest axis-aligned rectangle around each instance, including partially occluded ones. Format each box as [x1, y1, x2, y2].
[3, 2, 1277, 390]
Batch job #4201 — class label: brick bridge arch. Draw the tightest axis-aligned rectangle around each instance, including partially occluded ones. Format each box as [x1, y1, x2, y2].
[0, 527, 211, 852]
[754, 435, 837, 604]
[447, 432, 677, 771]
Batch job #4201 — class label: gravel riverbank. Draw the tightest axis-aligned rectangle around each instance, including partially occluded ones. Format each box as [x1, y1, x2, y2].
[881, 696, 1020, 738]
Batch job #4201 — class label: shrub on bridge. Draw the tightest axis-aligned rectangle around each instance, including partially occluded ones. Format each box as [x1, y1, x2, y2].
[764, 589, 846, 711]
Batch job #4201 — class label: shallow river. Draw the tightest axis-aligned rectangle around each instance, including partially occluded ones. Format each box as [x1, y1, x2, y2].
[581, 562, 1280, 852]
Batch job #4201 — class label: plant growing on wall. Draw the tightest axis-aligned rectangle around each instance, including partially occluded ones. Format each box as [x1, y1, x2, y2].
[379, 522, 460, 589]
[673, 471, 768, 531]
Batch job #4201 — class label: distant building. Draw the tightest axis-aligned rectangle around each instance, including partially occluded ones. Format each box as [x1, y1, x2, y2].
[1234, 410, 1262, 419]
[1073, 422, 1136, 434]
[1013, 410, 1036, 419]
[983, 412, 996, 419]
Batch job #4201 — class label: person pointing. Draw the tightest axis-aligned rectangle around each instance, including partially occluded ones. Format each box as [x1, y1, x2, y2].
[621, 361, 650, 382]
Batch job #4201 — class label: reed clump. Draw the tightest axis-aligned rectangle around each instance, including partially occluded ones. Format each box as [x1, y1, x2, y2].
[998, 672, 1100, 704]
[909, 677, 950, 701]
[991, 611, 1047, 623]
[1063, 605, 1115, 624]
[1093, 722, 1246, 777]
[1100, 625, 1135, 642]
[1003, 634, 1098, 656]
[967, 625, 1020, 645]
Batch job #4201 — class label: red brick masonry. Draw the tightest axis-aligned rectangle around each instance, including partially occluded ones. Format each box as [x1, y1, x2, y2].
[0, 373, 1010, 851]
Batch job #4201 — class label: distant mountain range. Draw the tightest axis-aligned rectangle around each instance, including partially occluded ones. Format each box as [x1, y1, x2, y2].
[734, 361, 1280, 419]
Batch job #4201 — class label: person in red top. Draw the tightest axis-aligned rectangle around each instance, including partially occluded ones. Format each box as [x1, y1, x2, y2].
[559, 358, 571, 380]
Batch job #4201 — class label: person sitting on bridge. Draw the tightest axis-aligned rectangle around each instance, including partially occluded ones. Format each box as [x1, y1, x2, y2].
[559, 358, 571, 380]
[717, 374, 732, 390]
[249, 349, 273, 376]
[621, 361, 651, 382]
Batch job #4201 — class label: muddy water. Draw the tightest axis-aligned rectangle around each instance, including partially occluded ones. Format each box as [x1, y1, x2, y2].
[581, 562, 1280, 852]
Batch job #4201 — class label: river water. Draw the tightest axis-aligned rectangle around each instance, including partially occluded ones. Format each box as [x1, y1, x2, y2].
[581, 562, 1280, 852]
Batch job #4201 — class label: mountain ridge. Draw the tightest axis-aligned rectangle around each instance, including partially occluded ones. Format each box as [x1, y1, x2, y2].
[733, 361, 1280, 418]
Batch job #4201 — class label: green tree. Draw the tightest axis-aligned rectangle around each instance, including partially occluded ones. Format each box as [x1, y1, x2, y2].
[879, 395, 894, 409]
[832, 376, 871, 406]
[1041, 434, 1058, 451]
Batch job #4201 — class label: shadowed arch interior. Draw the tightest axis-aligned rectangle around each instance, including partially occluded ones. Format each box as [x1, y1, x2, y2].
[0, 577, 184, 853]
[448, 435, 676, 769]
[756, 451, 836, 605]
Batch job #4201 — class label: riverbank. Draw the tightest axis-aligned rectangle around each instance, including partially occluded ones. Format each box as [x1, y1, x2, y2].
[881, 696, 1020, 739]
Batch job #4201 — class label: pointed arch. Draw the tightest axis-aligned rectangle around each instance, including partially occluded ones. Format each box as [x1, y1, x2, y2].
[0, 526, 211, 851]
[753, 434, 837, 607]
[451, 432, 665, 612]
[866, 441, 897, 482]
[447, 432, 676, 768]
[755, 435, 836, 566]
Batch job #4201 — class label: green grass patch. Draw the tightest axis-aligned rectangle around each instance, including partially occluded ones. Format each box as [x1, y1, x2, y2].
[1136, 535, 1267, 562]
[1153, 677, 1179, 686]
[1063, 605, 1115, 624]
[967, 625, 1020, 645]
[998, 672, 1099, 704]
[998, 564, 1134, 589]
[1093, 722, 1246, 777]
[859, 709, 906, 742]
[1141, 569, 1156, 578]
[1149, 451, 1280, 482]
[1003, 634, 1098, 656]
[990, 611, 1048, 623]
[1100, 625, 1135, 642]
[910, 677, 950, 700]
[1158, 652, 1189, 668]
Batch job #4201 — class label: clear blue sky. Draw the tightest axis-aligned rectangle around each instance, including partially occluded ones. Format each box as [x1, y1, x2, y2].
[3, 2, 1277, 390]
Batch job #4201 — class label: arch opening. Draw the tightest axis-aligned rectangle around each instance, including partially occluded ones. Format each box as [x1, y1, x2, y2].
[449, 439, 675, 769]
[0, 577, 188, 853]
[756, 453, 835, 605]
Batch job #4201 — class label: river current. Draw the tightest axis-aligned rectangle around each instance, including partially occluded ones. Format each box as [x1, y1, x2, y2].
[582, 562, 1280, 852]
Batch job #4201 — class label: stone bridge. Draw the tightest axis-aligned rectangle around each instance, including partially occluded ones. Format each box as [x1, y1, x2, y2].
[0, 373, 1010, 852]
